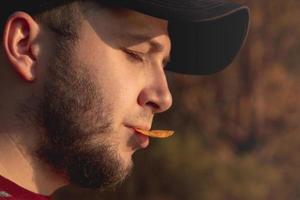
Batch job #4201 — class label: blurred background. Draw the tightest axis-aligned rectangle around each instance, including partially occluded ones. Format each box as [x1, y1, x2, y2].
[60, 0, 300, 199]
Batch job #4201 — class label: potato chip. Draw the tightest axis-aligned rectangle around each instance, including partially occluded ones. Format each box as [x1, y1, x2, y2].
[135, 128, 174, 138]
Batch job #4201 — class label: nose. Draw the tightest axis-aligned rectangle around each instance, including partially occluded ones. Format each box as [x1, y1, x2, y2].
[137, 68, 173, 114]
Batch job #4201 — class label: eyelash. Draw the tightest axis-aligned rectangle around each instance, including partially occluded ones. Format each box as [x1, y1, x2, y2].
[123, 49, 145, 63]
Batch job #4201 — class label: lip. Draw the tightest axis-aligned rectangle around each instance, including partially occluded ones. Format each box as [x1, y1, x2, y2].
[125, 125, 150, 149]
[134, 130, 149, 149]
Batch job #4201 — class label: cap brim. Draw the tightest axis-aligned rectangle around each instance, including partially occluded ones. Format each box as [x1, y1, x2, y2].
[167, 6, 250, 75]
[105, 0, 250, 75]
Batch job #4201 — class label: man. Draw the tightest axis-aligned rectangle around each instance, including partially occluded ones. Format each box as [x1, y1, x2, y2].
[0, 0, 249, 199]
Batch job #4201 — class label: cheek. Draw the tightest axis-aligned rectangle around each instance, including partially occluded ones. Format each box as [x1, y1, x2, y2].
[74, 30, 145, 121]
[85, 58, 142, 128]
[103, 77, 140, 122]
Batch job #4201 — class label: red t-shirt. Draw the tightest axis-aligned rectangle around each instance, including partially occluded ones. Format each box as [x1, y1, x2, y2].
[0, 175, 50, 200]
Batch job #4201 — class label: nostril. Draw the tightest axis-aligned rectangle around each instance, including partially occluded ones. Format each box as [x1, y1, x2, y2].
[146, 101, 160, 112]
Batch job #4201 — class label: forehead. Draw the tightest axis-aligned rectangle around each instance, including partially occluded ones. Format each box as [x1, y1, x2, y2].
[82, 5, 169, 47]
[109, 8, 168, 33]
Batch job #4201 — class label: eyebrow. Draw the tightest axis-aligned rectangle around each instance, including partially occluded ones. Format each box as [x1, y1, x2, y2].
[125, 33, 171, 67]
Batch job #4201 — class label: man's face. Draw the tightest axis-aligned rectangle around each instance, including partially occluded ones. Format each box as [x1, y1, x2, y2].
[35, 5, 172, 189]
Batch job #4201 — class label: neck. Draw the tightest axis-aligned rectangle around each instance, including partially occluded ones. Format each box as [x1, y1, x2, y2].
[0, 121, 68, 196]
[0, 133, 37, 189]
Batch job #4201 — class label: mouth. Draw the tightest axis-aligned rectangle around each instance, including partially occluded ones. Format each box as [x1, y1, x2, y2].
[126, 126, 150, 149]
[134, 129, 150, 149]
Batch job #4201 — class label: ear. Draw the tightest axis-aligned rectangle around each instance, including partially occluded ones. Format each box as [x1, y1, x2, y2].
[2, 11, 40, 82]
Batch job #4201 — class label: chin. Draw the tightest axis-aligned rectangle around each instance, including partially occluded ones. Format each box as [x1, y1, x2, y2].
[120, 152, 134, 169]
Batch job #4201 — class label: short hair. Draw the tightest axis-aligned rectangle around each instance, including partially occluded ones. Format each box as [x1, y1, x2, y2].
[34, 1, 84, 41]
[0, 1, 105, 43]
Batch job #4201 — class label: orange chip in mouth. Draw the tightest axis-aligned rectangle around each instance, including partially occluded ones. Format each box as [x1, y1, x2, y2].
[135, 128, 174, 138]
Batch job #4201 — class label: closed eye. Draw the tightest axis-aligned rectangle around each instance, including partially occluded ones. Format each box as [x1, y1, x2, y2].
[123, 48, 145, 63]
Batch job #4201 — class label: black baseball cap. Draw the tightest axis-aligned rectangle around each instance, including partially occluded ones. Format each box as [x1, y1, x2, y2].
[2, 0, 250, 75]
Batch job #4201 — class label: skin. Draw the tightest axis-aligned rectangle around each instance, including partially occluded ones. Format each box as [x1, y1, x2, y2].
[0, 2, 172, 197]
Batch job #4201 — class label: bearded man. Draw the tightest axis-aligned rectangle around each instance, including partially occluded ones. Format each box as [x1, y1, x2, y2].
[0, 0, 249, 199]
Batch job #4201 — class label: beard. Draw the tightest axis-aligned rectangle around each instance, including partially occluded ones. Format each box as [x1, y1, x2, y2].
[27, 39, 132, 190]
